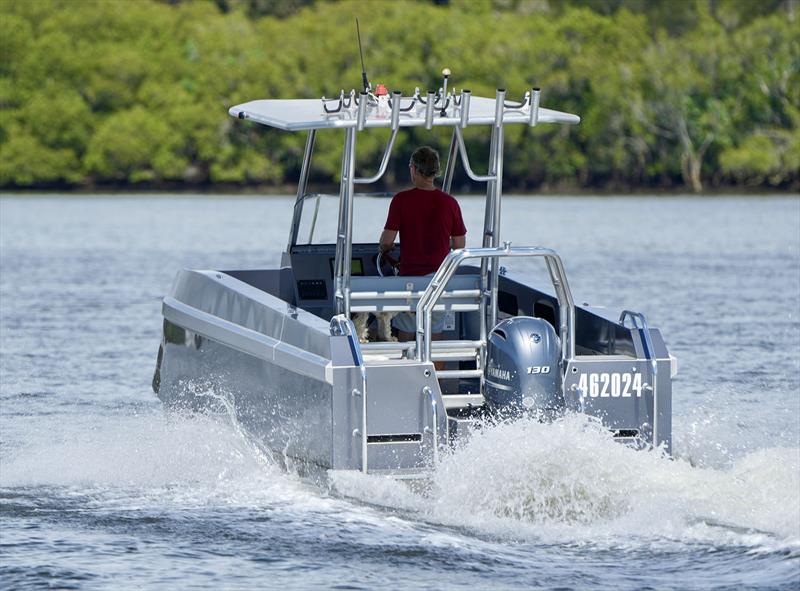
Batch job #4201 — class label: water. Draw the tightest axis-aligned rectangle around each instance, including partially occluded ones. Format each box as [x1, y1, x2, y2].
[1, 195, 798, 590]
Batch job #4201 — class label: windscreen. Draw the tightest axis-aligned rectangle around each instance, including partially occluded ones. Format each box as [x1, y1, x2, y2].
[295, 194, 394, 245]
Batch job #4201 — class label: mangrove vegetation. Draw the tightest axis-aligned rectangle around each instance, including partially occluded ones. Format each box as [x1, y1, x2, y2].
[0, 0, 797, 192]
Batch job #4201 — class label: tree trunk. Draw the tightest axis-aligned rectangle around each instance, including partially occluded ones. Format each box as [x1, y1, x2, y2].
[676, 115, 706, 193]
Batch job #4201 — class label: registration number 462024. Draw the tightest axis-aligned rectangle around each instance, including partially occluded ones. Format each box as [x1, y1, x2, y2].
[577, 372, 644, 399]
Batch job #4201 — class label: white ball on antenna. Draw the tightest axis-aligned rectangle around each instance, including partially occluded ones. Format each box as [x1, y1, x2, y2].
[442, 68, 451, 77]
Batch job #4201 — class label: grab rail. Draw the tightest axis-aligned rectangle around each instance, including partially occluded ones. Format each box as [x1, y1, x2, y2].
[619, 310, 660, 449]
[454, 127, 496, 182]
[415, 245, 576, 370]
[348, 275, 481, 314]
[350, 289, 480, 300]
[422, 386, 439, 465]
[330, 315, 368, 472]
[354, 127, 399, 185]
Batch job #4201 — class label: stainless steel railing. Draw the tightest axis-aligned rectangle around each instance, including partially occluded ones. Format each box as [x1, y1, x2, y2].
[415, 245, 576, 369]
[619, 310, 660, 448]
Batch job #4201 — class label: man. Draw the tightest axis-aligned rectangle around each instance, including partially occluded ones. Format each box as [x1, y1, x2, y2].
[379, 146, 467, 344]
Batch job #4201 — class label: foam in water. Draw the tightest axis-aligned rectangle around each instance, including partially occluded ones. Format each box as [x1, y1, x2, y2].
[331, 413, 800, 550]
[0, 409, 322, 515]
[4, 400, 797, 553]
[430, 415, 799, 546]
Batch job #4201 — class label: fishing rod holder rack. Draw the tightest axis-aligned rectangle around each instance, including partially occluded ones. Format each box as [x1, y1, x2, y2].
[320, 85, 543, 129]
[321, 85, 542, 184]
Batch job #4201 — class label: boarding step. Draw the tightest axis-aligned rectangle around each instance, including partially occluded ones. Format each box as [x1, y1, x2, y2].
[356, 468, 430, 480]
[436, 369, 483, 379]
[447, 414, 480, 440]
[442, 393, 484, 410]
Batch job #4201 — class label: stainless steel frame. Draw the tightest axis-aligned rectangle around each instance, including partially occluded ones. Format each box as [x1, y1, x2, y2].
[333, 127, 357, 315]
[331, 89, 515, 373]
[354, 128, 399, 185]
[619, 310, 660, 448]
[414, 244, 576, 371]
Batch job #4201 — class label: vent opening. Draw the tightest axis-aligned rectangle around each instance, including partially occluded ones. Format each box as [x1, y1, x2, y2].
[367, 433, 422, 444]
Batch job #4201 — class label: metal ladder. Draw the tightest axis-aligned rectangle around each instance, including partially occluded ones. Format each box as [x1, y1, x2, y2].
[349, 273, 483, 385]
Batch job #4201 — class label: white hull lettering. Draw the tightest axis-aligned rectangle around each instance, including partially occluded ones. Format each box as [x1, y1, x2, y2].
[577, 372, 643, 399]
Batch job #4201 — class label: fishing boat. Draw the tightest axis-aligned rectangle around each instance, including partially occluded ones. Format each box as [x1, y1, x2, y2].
[152, 69, 677, 476]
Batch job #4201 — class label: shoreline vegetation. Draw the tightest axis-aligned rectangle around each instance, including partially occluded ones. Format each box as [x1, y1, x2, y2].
[1, 0, 798, 194]
[2, 187, 796, 199]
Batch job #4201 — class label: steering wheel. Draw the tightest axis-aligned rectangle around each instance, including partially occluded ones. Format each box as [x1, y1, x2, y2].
[376, 251, 400, 277]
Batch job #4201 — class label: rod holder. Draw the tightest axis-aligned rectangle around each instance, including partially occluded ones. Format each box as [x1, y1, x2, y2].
[356, 92, 368, 130]
[424, 90, 435, 129]
[441, 68, 451, 116]
[494, 88, 506, 129]
[459, 90, 471, 128]
[391, 90, 401, 130]
[529, 87, 540, 127]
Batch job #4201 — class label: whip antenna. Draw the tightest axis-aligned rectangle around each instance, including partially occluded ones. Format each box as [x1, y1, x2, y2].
[356, 18, 370, 93]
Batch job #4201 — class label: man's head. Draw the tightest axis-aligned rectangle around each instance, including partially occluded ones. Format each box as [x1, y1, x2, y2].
[409, 146, 440, 179]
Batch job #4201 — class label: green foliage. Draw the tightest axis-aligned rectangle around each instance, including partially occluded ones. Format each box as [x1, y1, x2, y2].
[720, 130, 800, 186]
[0, 133, 81, 185]
[0, 0, 797, 191]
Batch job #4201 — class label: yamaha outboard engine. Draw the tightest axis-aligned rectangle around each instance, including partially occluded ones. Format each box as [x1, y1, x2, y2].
[484, 316, 564, 419]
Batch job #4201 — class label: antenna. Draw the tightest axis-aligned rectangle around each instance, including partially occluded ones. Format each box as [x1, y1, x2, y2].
[356, 18, 370, 93]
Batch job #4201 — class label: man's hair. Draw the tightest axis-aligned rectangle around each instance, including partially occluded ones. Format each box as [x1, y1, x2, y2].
[410, 146, 440, 178]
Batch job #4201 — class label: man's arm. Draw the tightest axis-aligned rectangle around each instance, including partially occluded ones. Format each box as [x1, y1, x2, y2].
[451, 235, 466, 250]
[380, 229, 398, 253]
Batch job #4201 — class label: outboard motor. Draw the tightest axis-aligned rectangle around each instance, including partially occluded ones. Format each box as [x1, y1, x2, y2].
[484, 316, 564, 418]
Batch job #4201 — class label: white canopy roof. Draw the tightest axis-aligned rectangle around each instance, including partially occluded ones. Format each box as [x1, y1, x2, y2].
[229, 96, 580, 131]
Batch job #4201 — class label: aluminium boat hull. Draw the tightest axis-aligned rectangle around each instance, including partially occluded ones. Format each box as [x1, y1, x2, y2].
[154, 267, 674, 475]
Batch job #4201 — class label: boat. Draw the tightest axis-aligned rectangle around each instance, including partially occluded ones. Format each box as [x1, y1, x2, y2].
[152, 70, 677, 477]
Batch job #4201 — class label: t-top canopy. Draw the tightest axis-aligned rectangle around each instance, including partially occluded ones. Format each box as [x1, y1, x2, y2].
[229, 94, 580, 131]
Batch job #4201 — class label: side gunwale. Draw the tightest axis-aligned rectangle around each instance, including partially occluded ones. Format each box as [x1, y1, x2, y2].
[163, 269, 333, 383]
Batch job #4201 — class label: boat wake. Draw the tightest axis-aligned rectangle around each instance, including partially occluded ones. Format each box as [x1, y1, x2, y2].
[2, 394, 798, 555]
[0, 406, 299, 510]
[331, 414, 800, 552]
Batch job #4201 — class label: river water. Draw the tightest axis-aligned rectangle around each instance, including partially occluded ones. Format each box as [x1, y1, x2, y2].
[1, 195, 798, 590]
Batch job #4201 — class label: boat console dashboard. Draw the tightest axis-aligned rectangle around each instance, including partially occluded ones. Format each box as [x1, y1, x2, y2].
[290, 242, 388, 319]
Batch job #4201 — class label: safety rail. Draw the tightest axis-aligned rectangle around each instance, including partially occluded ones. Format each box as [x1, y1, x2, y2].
[361, 339, 483, 354]
[330, 315, 368, 473]
[348, 275, 481, 313]
[422, 386, 439, 465]
[619, 310, 660, 448]
[361, 341, 482, 376]
[415, 245, 576, 369]
[354, 127, 399, 184]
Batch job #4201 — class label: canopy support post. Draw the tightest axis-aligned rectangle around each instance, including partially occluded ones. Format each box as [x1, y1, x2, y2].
[479, 89, 506, 368]
[334, 127, 357, 316]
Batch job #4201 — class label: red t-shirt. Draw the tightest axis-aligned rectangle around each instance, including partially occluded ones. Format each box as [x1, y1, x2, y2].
[384, 188, 467, 276]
